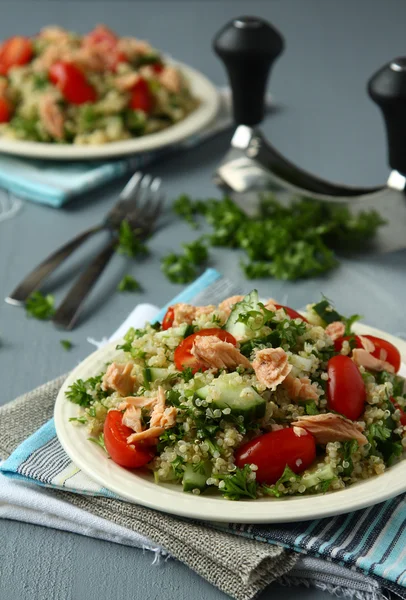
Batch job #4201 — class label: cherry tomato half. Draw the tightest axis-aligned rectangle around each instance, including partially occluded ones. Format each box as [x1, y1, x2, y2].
[334, 334, 401, 373]
[235, 427, 316, 485]
[162, 306, 175, 330]
[130, 78, 153, 113]
[152, 63, 164, 74]
[49, 62, 97, 105]
[0, 97, 12, 123]
[0, 36, 33, 75]
[274, 304, 308, 323]
[103, 410, 155, 469]
[390, 398, 406, 426]
[327, 354, 366, 420]
[174, 328, 237, 373]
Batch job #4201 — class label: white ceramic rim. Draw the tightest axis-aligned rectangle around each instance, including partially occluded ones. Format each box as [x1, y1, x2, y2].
[54, 322, 406, 523]
[0, 60, 219, 160]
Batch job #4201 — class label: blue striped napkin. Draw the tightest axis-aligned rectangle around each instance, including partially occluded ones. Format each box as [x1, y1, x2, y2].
[1, 268, 405, 599]
[0, 89, 237, 208]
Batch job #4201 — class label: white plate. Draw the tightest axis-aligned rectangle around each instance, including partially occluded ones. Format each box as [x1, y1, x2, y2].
[0, 61, 219, 161]
[54, 322, 406, 523]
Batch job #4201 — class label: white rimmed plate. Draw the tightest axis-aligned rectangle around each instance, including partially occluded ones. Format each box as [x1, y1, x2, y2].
[0, 61, 219, 161]
[54, 322, 406, 523]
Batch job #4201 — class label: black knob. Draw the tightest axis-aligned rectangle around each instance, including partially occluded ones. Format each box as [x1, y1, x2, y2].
[368, 58, 406, 175]
[213, 16, 284, 126]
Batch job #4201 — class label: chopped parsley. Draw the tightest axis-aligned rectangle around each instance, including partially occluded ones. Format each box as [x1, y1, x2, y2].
[262, 466, 299, 498]
[161, 253, 197, 284]
[214, 464, 257, 500]
[117, 275, 142, 292]
[88, 433, 108, 454]
[69, 416, 87, 425]
[312, 296, 361, 333]
[169, 194, 384, 282]
[340, 440, 358, 477]
[25, 291, 55, 320]
[302, 400, 320, 415]
[179, 367, 194, 383]
[182, 239, 208, 265]
[65, 374, 105, 407]
[60, 339, 73, 351]
[116, 220, 148, 258]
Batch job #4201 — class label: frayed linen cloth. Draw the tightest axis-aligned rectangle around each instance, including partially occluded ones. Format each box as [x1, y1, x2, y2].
[0, 269, 402, 600]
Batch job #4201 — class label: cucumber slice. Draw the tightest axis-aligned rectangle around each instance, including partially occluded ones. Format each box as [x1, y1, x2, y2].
[225, 290, 262, 341]
[183, 461, 212, 493]
[143, 367, 170, 383]
[301, 463, 335, 489]
[196, 374, 266, 421]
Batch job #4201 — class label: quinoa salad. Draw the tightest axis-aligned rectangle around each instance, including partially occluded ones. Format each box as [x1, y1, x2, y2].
[0, 25, 199, 145]
[66, 292, 406, 500]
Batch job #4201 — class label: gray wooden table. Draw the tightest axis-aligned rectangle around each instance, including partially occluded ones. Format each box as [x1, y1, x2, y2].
[1, 1, 406, 599]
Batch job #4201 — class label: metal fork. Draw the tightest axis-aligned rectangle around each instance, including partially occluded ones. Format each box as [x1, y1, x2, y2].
[5, 171, 150, 306]
[52, 174, 163, 330]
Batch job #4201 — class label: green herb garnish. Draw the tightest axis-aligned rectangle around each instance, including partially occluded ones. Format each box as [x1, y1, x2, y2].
[88, 433, 108, 454]
[214, 464, 257, 500]
[116, 220, 148, 258]
[161, 253, 197, 284]
[60, 339, 73, 351]
[117, 275, 141, 292]
[25, 291, 55, 320]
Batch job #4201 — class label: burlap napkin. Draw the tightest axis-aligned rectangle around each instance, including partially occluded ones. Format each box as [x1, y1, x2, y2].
[0, 375, 297, 600]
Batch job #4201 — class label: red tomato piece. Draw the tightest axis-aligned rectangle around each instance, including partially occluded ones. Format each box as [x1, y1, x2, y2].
[235, 427, 316, 485]
[49, 62, 97, 105]
[162, 306, 175, 330]
[334, 334, 401, 373]
[0, 36, 33, 75]
[327, 355, 366, 420]
[103, 410, 155, 469]
[0, 97, 12, 123]
[130, 78, 153, 113]
[174, 328, 237, 373]
[274, 304, 308, 323]
[390, 398, 406, 426]
[152, 63, 164, 74]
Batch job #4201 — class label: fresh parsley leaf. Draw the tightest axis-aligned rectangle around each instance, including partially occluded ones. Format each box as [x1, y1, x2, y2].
[340, 440, 358, 477]
[65, 379, 94, 407]
[319, 478, 335, 493]
[303, 400, 320, 415]
[171, 455, 185, 479]
[117, 275, 141, 292]
[376, 371, 405, 398]
[116, 326, 146, 352]
[32, 72, 48, 90]
[262, 465, 300, 498]
[88, 433, 108, 454]
[69, 416, 87, 424]
[60, 339, 73, 351]
[173, 194, 199, 228]
[25, 291, 55, 320]
[182, 238, 208, 265]
[214, 465, 257, 500]
[161, 253, 197, 284]
[343, 314, 362, 335]
[116, 220, 148, 258]
[179, 367, 194, 383]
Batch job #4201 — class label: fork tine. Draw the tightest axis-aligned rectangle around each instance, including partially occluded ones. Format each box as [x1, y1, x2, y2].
[119, 171, 143, 202]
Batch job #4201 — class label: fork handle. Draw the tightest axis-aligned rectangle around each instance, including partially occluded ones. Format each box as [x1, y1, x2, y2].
[52, 236, 117, 330]
[6, 224, 104, 305]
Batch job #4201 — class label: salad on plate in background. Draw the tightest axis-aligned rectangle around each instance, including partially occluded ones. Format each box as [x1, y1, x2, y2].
[65, 291, 406, 501]
[0, 25, 199, 145]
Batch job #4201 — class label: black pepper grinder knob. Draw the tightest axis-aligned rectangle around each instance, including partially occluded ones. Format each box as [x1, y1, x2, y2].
[368, 58, 406, 175]
[213, 16, 284, 126]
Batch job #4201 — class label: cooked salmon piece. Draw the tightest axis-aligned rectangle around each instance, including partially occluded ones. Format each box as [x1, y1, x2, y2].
[325, 321, 345, 341]
[122, 406, 142, 433]
[191, 335, 251, 370]
[115, 72, 140, 91]
[126, 387, 176, 444]
[218, 295, 244, 316]
[252, 347, 292, 390]
[358, 336, 376, 353]
[38, 25, 71, 43]
[264, 298, 277, 311]
[159, 66, 182, 94]
[117, 396, 156, 411]
[282, 374, 321, 401]
[291, 413, 368, 446]
[352, 348, 395, 373]
[117, 37, 153, 60]
[38, 94, 64, 140]
[172, 303, 215, 327]
[102, 362, 137, 396]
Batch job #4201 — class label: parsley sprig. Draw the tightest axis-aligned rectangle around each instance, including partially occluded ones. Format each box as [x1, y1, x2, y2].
[117, 275, 141, 292]
[25, 291, 55, 320]
[214, 464, 257, 500]
[116, 220, 148, 258]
